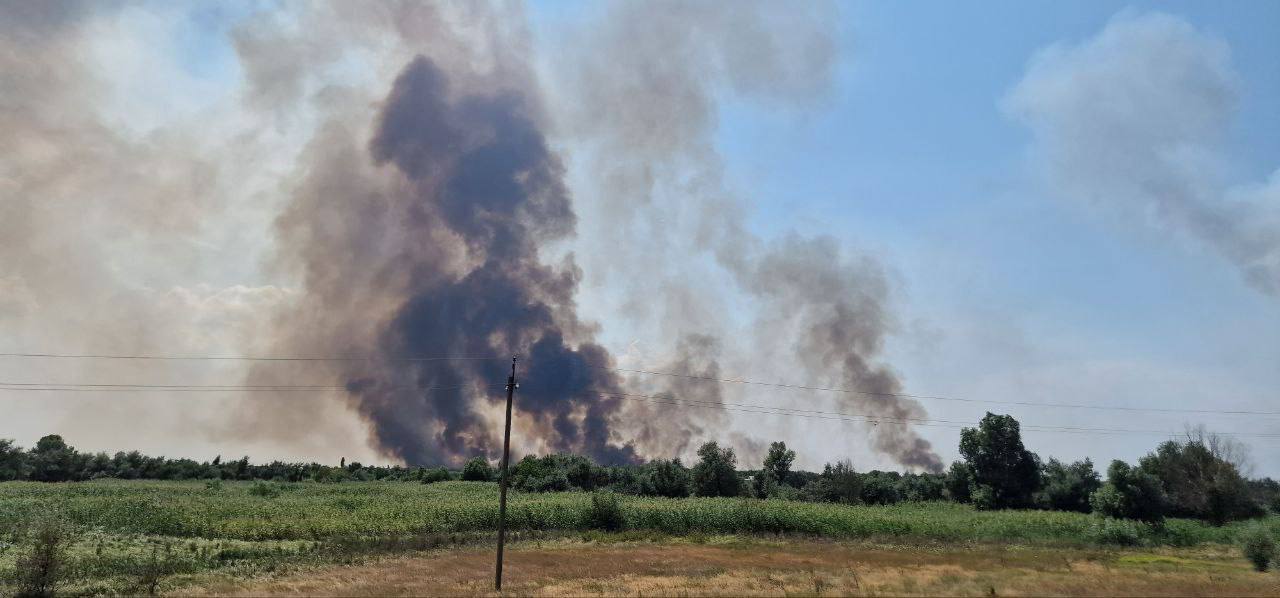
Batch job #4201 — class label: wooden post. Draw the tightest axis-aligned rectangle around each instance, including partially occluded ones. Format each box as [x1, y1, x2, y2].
[495, 356, 517, 591]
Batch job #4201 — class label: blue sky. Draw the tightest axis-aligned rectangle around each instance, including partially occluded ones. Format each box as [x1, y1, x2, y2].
[527, 1, 1280, 472]
[3, 1, 1276, 474]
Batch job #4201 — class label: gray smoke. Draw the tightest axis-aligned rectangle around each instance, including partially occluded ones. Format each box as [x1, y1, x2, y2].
[260, 54, 639, 465]
[551, 1, 943, 471]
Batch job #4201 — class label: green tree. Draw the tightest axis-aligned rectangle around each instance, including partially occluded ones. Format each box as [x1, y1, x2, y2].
[0, 438, 30, 481]
[762, 441, 796, 486]
[945, 461, 974, 503]
[641, 459, 690, 498]
[691, 442, 740, 497]
[1139, 437, 1261, 525]
[28, 435, 79, 482]
[1090, 460, 1167, 524]
[958, 413, 1041, 509]
[461, 457, 494, 482]
[1039, 458, 1101, 513]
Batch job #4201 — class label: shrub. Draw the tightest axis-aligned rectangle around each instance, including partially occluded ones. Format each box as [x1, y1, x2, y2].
[1039, 458, 1101, 513]
[1140, 439, 1261, 525]
[248, 481, 282, 498]
[13, 518, 68, 598]
[751, 471, 778, 499]
[461, 457, 494, 482]
[944, 461, 974, 503]
[1241, 524, 1276, 572]
[420, 467, 451, 484]
[1089, 517, 1142, 547]
[586, 491, 625, 531]
[860, 472, 902, 505]
[1090, 461, 1167, 524]
[640, 459, 690, 498]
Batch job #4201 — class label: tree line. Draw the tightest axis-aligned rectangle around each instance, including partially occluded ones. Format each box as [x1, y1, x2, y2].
[2, 413, 1276, 525]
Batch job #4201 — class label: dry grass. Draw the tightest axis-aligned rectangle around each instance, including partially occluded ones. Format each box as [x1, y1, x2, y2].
[185, 537, 1280, 596]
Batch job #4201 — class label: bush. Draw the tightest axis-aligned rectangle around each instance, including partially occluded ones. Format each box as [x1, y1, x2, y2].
[248, 481, 282, 498]
[945, 461, 974, 503]
[1089, 517, 1142, 547]
[1241, 524, 1276, 572]
[640, 459, 690, 498]
[1140, 439, 1261, 525]
[1039, 458, 1101, 513]
[420, 467, 451, 484]
[586, 491, 625, 531]
[1090, 461, 1167, 524]
[461, 457, 494, 482]
[13, 518, 68, 597]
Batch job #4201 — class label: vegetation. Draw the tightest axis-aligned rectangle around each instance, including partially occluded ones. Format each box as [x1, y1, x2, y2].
[691, 442, 740, 498]
[0, 478, 1277, 594]
[959, 413, 1042, 509]
[1240, 524, 1276, 572]
[2, 421, 1273, 530]
[1039, 458, 1101, 513]
[460, 457, 493, 482]
[1090, 461, 1168, 524]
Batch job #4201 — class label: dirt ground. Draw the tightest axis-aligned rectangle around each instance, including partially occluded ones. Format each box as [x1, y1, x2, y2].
[188, 537, 1280, 596]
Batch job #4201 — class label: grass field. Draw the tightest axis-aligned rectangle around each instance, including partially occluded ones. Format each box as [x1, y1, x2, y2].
[1, 479, 1277, 594]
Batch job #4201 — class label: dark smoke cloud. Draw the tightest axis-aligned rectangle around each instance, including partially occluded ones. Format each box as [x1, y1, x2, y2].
[739, 236, 943, 472]
[266, 56, 637, 465]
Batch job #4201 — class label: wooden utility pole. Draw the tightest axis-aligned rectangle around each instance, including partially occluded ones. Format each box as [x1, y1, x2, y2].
[495, 356, 518, 591]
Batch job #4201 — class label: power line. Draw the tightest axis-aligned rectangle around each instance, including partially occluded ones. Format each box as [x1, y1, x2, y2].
[0, 352, 500, 362]
[597, 366, 1280, 417]
[0, 382, 500, 393]
[588, 390, 1280, 439]
[4, 351, 1271, 416]
[3, 374, 1276, 439]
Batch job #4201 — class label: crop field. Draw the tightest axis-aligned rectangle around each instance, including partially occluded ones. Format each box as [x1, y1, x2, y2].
[1, 479, 1277, 595]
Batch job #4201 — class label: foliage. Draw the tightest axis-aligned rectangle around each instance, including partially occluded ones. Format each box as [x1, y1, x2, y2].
[1240, 523, 1276, 572]
[762, 442, 796, 486]
[461, 458, 494, 482]
[12, 517, 68, 597]
[511, 454, 595, 492]
[248, 481, 282, 498]
[1139, 439, 1262, 525]
[803, 460, 862, 504]
[28, 436, 78, 483]
[639, 459, 690, 498]
[959, 413, 1042, 510]
[945, 461, 973, 503]
[750, 471, 779, 499]
[0, 439, 30, 482]
[419, 467, 451, 484]
[860, 471, 904, 505]
[691, 442, 740, 498]
[1039, 458, 1101, 513]
[586, 492, 625, 531]
[1088, 517, 1143, 547]
[1090, 460, 1168, 524]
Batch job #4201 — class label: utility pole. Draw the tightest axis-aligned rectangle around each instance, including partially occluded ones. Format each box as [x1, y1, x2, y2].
[494, 356, 518, 591]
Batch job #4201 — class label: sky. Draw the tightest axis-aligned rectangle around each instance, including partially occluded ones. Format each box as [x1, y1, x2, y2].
[1, 1, 1277, 476]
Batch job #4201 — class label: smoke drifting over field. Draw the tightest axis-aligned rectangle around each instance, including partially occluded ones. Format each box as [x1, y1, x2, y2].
[0, 0, 943, 470]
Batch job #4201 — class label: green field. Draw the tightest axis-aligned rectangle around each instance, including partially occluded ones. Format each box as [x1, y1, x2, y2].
[1, 480, 1276, 594]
